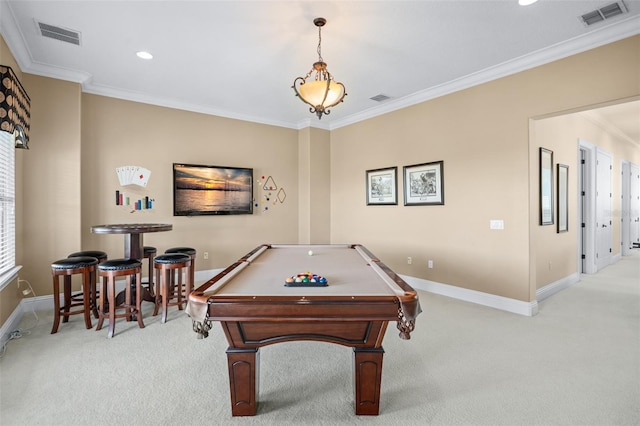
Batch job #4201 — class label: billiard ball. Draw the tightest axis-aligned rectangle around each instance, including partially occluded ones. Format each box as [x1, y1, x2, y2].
[308, 250, 314, 256]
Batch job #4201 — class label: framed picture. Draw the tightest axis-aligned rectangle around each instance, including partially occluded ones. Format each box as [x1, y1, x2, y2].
[366, 167, 397, 205]
[403, 161, 444, 206]
[557, 163, 568, 233]
[539, 148, 554, 225]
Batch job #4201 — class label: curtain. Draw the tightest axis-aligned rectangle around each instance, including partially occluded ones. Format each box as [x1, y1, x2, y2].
[0, 65, 30, 145]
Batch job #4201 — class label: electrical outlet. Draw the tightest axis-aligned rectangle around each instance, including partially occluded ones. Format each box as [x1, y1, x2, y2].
[203, 252, 209, 260]
[428, 260, 433, 269]
[407, 257, 412, 265]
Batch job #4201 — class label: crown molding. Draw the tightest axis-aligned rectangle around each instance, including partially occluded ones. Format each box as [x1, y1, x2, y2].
[2, 1, 638, 131]
[329, 14, 640, 130]
[82, 82, 299, 130]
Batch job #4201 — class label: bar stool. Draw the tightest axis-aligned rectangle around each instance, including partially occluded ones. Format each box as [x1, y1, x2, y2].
[96, 259, 144, 338]
[51, 256, 99, 334]
[153, 253, 192, 323]
[143, 246, 157, 295]
[164, 247, 196, 291]
[68, 250, 108, 318]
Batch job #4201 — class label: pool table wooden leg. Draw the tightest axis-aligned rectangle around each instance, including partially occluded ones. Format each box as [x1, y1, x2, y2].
[353, 347, 384, 415]
[226, 348, 260, 416]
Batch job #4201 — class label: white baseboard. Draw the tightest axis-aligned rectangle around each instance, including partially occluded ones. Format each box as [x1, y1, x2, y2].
[0, 299, 26, 349]
[1, 268, 583, 345]
[0, 269, 222, 347]
[401, 275, 540, 317]
[195, 268, 221, 283]
[536, 272, 580, 302]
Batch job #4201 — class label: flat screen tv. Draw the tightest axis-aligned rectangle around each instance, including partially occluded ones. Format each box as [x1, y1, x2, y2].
[173, 163, 253, 216]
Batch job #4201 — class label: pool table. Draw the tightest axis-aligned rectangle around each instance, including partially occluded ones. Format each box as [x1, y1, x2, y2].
[186, 244, 421, 416]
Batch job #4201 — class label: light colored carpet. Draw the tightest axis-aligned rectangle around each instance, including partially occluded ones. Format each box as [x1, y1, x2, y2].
[1, 253, 638, 425]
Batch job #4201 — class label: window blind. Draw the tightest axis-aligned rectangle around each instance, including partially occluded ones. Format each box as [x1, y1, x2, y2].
[0, 131, 16, 276]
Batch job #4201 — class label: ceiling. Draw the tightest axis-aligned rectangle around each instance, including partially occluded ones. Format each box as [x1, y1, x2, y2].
[0, 0, 639, 140]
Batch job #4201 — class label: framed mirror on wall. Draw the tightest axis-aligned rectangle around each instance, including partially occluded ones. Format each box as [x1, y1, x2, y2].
[557, 164, 569, 233]
[539, 147, 554, 226]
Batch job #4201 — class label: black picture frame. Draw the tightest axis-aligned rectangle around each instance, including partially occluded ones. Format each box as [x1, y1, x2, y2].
[366, 167, 398, 205]
[539, 147, 554, 225]
[403, 161, 444, 206]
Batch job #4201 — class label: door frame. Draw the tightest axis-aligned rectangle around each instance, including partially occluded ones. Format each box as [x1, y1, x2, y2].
[622, 160, 631, 256]
[622, 161, 640, 255]
[578, 139, 597, 274]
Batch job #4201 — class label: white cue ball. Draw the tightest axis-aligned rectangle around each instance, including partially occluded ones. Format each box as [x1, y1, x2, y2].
[308, 250, 314, 256]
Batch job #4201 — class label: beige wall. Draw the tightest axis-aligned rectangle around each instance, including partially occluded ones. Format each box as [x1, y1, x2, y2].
[1, 34, 638, 329]
[79, 94, 300, 271]
[19, 74, 83, 301]
[330, 93, 533, 301]
[298, 127, 331, 244]
[330, 35, 639, 303]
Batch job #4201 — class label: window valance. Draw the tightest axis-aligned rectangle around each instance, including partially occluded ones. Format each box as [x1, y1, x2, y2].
[0, 65, 30, 147]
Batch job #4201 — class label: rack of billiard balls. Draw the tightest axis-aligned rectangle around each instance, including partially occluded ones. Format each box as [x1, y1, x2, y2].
[284, 272, 328, 287]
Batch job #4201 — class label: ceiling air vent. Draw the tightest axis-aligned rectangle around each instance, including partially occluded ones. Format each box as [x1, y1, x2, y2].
[370, 94, 391, 102]
[37, 21, 81, 45]
[580, 1, 628, 26]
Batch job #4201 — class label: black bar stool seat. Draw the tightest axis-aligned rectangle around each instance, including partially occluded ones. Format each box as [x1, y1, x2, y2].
[68, 250, 108, 262]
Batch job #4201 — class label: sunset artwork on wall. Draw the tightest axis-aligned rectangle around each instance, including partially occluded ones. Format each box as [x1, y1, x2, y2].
[173, 163, 254, 216]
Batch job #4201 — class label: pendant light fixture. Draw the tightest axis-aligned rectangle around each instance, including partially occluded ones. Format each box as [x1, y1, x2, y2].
[292, 17, 346, 120]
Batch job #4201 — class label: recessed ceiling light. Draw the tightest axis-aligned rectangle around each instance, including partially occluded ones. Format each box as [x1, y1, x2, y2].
[519, 0, 539, 5]
[136, 51, 153, 60]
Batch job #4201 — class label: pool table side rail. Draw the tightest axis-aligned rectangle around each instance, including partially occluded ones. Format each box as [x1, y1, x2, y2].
[356, 244, 421, 339]
[185, 260, 246, 335]
[186, 244, 421, 340]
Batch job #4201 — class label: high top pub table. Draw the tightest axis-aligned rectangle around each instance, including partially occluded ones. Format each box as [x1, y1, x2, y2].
[91, 223, 172, 260]
[91, 223, 172, 302]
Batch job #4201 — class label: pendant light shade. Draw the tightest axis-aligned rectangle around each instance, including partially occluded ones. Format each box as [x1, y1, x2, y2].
[292, 18, 346, 119]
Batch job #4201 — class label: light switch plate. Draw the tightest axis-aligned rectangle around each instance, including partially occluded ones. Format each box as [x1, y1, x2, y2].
[490, 220, 504, 230]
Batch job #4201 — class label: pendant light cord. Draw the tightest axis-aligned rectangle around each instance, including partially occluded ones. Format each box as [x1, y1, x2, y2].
[317, 25, 323, 63]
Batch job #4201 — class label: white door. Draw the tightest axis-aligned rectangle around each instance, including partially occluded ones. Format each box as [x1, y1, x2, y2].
[622, 162, 630, 255]
[630, 163, 640, 249]
[596, 148, 612, 270]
